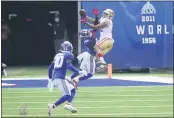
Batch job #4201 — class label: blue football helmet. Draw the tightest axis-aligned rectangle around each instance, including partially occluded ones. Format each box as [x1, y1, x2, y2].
[60, 41, 73, 53]
[79, 29, 93, 38]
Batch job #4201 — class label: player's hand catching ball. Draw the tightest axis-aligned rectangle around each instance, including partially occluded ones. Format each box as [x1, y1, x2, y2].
[93, 8, 99, 16]
[80, 18, 86, 24]
[79, 9, 86, 18]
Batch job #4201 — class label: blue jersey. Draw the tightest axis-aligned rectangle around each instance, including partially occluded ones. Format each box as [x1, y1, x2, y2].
[83, 37, 96, 56]
[48, 52, 79, 79]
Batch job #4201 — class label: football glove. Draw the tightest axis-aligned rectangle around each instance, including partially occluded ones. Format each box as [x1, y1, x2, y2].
[47, 79, 54, 92]
[79, 70, 88, 77]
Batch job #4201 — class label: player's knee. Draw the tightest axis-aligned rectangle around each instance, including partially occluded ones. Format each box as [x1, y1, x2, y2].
[107, 45, 113, 52]
[109, 40, 114, 47]
[107, 43, 112, 48]
[100, 49, 107, 55]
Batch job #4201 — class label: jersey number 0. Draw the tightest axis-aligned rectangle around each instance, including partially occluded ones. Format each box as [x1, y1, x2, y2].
[54, 55, 64, 68]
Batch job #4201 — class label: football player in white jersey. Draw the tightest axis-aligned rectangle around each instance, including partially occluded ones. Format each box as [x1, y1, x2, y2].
[80, 9, 114, 65]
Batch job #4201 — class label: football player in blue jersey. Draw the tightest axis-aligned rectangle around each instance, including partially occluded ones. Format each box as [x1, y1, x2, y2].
[47, 41, 87, 116]
[70, 29, 97, 86]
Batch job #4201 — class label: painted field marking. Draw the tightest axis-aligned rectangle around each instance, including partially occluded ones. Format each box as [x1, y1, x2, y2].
[2, 99, 173, 104]
[2, 112, 173, 117]
[115, 76, 173, 84]
[2, 94, 173, 99]
[2, 105, 173, 109]
[2, 89, 173, 94]
[1, 77, 103, 80]
[2, 76, 173, 84]
[2, 86, 173, 90]
[2, 83, 16, 87]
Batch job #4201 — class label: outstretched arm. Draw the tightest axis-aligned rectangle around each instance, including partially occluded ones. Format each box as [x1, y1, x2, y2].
[67, 62, 79, 74]
[66, 61, 87, 79]
[86, 16, 95, 23]
[81, 8, 99, 23]
[81, 10, 107, 30]
[86, 21, 107, 30]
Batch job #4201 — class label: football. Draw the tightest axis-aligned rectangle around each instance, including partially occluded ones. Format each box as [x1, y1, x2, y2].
[79, 9, 86, 17]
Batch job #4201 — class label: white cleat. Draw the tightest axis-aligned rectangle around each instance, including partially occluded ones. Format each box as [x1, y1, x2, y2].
[64, 104, 78, 113]
[48, 104, 54, 116]
[97, 60, 106, 66]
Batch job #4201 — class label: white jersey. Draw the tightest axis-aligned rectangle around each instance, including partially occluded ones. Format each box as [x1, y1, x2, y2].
[99, 17, 113, 39]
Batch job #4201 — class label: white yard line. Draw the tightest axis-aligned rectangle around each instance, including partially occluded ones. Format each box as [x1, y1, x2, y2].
[2, 86, 173, 90]
[115, 76, 173, 84]
[2, 77, 102, 80]
[2, 100, 173, 104]
[2, 76, 173, 84]
[2, 112, 173, 117]
[2, 94, 173, 99]
[2, 89, 173, 94]
[2, 105, 173, 109]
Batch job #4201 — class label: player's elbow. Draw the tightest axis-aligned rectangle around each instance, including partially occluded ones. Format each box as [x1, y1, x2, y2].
[67, 65, 79, 73]
[92, 26, 100, 30]
[48, 65, 52, 70]
[96, 23, 107, 30]
[94, 25, 104, 30]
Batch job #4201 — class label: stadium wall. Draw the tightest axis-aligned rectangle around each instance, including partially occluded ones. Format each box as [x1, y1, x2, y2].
[81, 1, 173, 69]
[1, 2, 78, 66]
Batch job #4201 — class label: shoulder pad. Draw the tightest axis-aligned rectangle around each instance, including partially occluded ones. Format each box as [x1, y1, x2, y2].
[64, 52, 74, 60]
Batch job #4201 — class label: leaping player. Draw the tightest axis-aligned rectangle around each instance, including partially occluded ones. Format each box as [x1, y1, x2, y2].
[47, 41, 87, 116]
[71, 29, 97, 85]
[80, 8, 115, 66]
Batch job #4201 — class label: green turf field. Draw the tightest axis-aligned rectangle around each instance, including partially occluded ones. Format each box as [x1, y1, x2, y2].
[2, 86, 173, 117]
[2, 66, 173, 117]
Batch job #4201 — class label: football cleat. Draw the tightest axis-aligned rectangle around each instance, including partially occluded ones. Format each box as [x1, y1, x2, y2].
[96, 63, 107, 73]
[20, 104, 27, 116]
[48, 104, 54, 116]
[64, 104, 78, 113]
[96, 60, 106, 65]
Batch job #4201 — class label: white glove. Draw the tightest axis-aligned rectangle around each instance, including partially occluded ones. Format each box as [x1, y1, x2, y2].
[47, 79, 54, 92]
[66, 77, 72, 82]
[79, 70, 88, 77]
